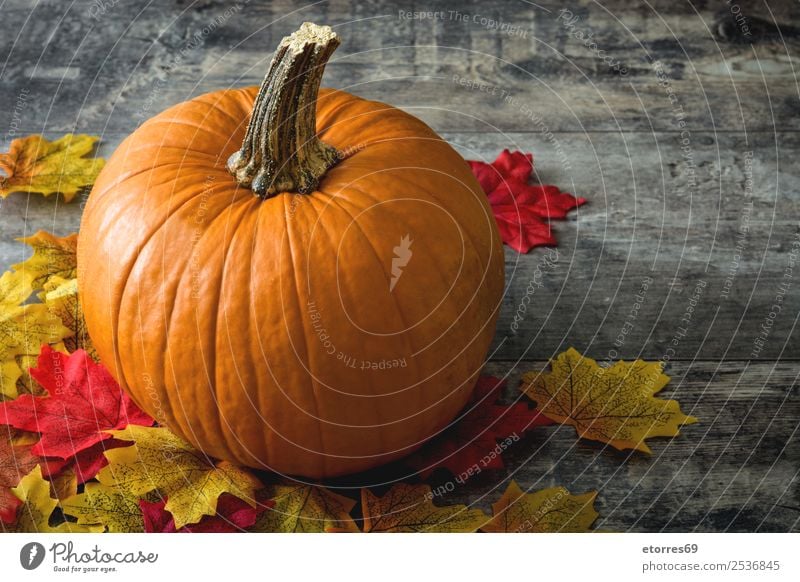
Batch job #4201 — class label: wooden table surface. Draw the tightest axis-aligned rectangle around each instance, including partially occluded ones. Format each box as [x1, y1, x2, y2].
[1, 0, 798, 532]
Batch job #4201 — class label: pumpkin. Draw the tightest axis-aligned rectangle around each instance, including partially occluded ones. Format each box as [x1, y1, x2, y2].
[77, 23, 504, 478]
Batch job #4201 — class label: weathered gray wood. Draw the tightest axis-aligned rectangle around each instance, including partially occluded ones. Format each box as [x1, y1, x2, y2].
[0, 0, 799, 133]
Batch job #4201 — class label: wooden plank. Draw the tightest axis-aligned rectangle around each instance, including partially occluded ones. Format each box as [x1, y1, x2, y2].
[3, 129, 797, 360]
[0, 0, 798, 133]
[423, 359, 799, 532]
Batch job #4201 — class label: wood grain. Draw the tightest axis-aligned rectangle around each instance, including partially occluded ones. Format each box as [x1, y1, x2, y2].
[0, 0, 798, 133]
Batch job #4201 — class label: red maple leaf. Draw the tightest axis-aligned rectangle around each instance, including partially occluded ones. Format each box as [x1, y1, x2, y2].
[140, 494, 272, 533]
[0, 433, 65, 523]
[468, 150, 586, 253]
[408, 375, 554, 480]
[139, 499, 173, 533]
[0, 346, 153, 460]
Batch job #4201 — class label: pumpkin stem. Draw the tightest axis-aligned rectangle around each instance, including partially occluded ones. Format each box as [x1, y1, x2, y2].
[227, 22, 342, 197]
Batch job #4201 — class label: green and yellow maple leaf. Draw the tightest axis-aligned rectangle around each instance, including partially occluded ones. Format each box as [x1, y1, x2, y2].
[14, 231, 78, 290]
[522, 347, 698, 453]
[361, 483, 488, 533]
[99, 425, 261, 529]
[43, 277, 96, 359]
[0, 269, 34, 306]
[6, 466, 101, 533]
[0, 134, 104, 202]
[62, 482, 146, 533]
[481, 480, 598, 533]
[252, 483, 358, 533]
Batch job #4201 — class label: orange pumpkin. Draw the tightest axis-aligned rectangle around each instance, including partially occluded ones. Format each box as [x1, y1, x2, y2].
[78, 23, 503, 478]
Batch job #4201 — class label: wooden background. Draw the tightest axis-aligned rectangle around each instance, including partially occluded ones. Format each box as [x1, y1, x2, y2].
[0, 0, 798, 531]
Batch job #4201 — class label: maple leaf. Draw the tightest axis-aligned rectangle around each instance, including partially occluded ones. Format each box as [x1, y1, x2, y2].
[0, 433, 65, 523]
[468, 149, 586, 253]
[481, 480, 598, 532]
[0, 305, 69, 399]
[252, 482, 359, 533]
[69, 439, 129, 484]
[0, 268, 34, 306]
[13, 231, 78, 290]
[50, 467, 78, 502]
[409, 375, 553, 479]
[8, 429, 39, 446]
[142, 494, 271, 533]
[14, 343, 70, 397]
[139, 499, 173, 533]
[361, 483, 488, 532]
[0, 271, 70, 399]
[62, 482, 146, 533]
[99, 425, 261, 529]
[5, 466, 101, 533]
[521, 348, 698, 453]
[0, 346, 153, 458]
[0, 364, 22, 400]
[43, 277, 97, 359]
[0, 271, 38, 345]
[0, 134, 104, 202]
[469, 150, 534, 192]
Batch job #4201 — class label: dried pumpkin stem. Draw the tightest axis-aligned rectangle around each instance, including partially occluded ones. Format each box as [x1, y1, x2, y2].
[227, 22, 342, 198]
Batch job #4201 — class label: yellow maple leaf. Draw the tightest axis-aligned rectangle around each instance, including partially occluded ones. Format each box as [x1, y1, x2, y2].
[62, 482, 146, 533]
[99, 425, 261, 529]
[481, 480, 598, 533]
[0, 302, 67, 357]
[361, 483, 488, 532]
[522, 347, 698, 453]
[0, 269, 34, 306]
[0, 270, 71, 399]
[252, 482, 358, 533]
[0, 134, 104, 202]
[0, 233, 78, 399]
[0, 361, 23, 400]
[7, 466, 101, 533]
[43, 277, 96, 359]
[14, 231, 78, 290]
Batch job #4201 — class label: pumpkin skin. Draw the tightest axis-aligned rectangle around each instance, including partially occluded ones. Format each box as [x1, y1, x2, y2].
[78, 86, 504, 478]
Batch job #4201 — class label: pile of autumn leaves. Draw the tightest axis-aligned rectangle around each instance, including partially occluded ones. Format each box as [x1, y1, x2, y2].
[0, 134, 697, 533]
